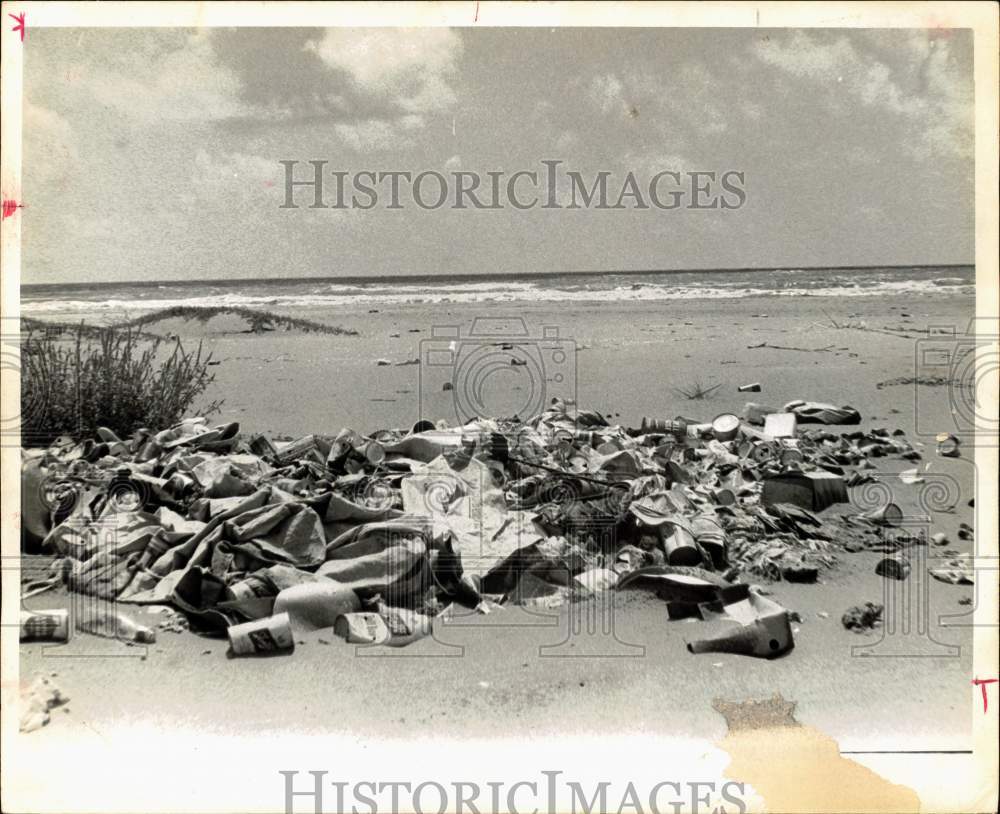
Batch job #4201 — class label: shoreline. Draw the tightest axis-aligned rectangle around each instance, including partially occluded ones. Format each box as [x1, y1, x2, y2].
[21, 262, 975, 294]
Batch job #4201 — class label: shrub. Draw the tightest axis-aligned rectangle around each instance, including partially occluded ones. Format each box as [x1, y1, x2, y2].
[672, 379, 722, 400]
[21, 324, 222, 446]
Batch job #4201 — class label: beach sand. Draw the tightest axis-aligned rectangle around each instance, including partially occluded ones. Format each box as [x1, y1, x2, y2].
[19, 292, 980, 754]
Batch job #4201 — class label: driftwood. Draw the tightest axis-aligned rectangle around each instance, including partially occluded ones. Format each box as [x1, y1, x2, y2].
[747, 341, 836, 353]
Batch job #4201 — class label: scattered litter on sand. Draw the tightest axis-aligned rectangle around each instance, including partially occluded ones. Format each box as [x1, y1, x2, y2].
[20, 400, 935, 660]
[19, 676, 70, 733]
[842, 602, 884, 633]
[929, 554, 975, 585]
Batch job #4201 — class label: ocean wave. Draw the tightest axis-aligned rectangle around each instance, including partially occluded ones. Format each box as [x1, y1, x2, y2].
[20, 276, 974, 318]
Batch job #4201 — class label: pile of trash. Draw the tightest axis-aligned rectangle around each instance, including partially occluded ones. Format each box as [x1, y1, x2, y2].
[20, 398, 931, 660]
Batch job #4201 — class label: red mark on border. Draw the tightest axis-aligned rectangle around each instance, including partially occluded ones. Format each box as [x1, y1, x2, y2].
[925, 15, 953, 39]
[10, 12, 26, 42]
[2, 199, 23, 219]
[972, 678, 998, 713]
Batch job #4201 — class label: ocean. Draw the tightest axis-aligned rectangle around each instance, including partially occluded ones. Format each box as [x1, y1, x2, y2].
[21, 265, 974, 321]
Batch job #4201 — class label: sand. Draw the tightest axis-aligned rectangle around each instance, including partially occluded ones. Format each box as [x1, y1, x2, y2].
[18, 291, 980, 754]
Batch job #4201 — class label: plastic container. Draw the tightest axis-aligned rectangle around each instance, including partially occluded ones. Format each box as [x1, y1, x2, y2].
[273, 582, 361, 632]
[687, 611, 794, 659]
[860, 503, 904, 527]
[20, 609, 70, 642]
[711, 413, 740, 442]
[228, 612, 294, 655]
[662, 525, 703, 566]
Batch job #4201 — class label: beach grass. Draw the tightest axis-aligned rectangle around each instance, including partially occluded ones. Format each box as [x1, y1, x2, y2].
[672, 379, 723, 400]
[21, 323, 222, 445]
[22, 307, 359, 338]
[120, 305, 359, 336]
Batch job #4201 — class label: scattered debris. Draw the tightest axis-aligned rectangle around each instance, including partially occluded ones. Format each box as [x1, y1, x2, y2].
[76, 609, 156, 644]
[19, 676, 70, 733]
[929, 554, 974, 585]
[876, 375, 958, 390]
[157, 609, 191, 633]
[19, 397, 950, 662]
[842, 602, 883, 633]
[20, 609, 70, 642]
[748, 341, 835, 353]
[875, 554, 911, 580]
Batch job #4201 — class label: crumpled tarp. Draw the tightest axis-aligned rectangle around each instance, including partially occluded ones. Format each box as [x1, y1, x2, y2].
[23, 398, 924, 648]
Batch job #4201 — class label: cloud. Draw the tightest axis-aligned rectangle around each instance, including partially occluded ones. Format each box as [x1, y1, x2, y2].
[753, 31, 972, 159]
[23, 103, 78, 188]
[586, 65, 729, 140]
[306, 28, 463, 115]
[334, 120, 415, 151]
[84, 31, 244, 124]
[589, 73, 626, 114]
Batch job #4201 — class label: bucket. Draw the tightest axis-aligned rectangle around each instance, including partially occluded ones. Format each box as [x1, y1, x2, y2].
[711, 413, 740, 442]
[662, 525, 703, 566]
[860, 503, 904, 527]
[20, 609, 70, 643]
[273, 583, 361, 632]
[227, 612, 295, 655]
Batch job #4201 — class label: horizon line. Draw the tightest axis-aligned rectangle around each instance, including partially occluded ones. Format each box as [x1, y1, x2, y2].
[21, 262, 974, 292]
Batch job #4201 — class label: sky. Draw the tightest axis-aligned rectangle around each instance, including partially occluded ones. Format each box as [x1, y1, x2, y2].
[22, 26, 974, 285]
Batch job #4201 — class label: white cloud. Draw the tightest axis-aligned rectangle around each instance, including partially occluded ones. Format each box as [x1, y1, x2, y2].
[334, 120, 415, 151]
[84, 31, 244, 124]
[306, 28, 463, 115]
[24, 103, 78, 188]
[180, 150, 286, 217]
[754, 31, 972, 159]
[588, 74, 626, 114]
